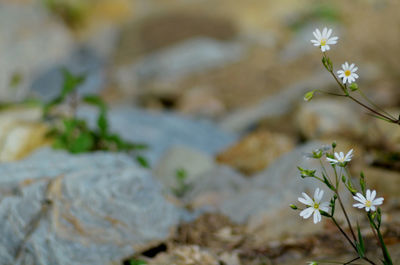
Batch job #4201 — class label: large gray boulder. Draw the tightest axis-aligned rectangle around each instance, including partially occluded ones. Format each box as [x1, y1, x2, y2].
[0, 149, 186, 265]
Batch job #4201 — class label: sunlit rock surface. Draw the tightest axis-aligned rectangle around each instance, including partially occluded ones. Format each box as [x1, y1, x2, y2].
[0, 149, 187, 265]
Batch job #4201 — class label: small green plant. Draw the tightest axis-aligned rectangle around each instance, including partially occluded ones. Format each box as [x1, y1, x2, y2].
[172, 168, 192, 198]
[44, 68, 149, 164]
[129, 258, 147, 265]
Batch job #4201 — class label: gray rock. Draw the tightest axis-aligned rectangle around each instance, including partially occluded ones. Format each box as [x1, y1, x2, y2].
[220, 64, 382, 133]
[0, 3, 73, 102]
[220, 71, 333, 132]
[115, 37, 246, 92]
[183, 165, 250, 208]
[0, 148, 186, 265]
[219, 141, 327, 223]
[296, 99, 365, 139]
[31, 47, 107, 102]
[77, 106, 237, 164]
[153, 145, 215, 190]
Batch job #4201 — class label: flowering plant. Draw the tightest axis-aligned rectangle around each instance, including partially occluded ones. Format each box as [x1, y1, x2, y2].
[291, 143, 392, 264]
[305, 27, 400, 126]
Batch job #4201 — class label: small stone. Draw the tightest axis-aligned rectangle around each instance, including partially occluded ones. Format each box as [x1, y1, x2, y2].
[153, 145, 215, 191]
[178, 87, 226, 118]
[216, 130, 295, 175]
[296, 99, 365, 140]
[149, 245, 218, 265]
[0, 107, 48, 161]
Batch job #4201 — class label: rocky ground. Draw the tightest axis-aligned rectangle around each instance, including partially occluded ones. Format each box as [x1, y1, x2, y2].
[0, 0, 399, 264]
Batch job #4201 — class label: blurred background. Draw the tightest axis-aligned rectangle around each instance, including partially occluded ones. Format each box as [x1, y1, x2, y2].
[0, 0, 399, 264]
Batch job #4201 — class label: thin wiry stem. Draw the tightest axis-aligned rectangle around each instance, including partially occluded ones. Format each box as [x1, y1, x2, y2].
[331, 217, 357, 251]
[321, 53, 399, 124]
[357, 89, 397, 120]
[344, 257, 360, 264]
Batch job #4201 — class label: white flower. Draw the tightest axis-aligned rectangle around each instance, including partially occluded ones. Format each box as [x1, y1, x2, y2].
[353, 189, 384, 212]
[298, 188, 330, 224]
[326, 149, 353, 166]
[311, 27, 338, 52]
[337, 62, 359, 84]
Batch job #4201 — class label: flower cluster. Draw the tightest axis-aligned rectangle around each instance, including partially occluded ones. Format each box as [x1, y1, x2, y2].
[295, 147, 383, 225]
[311, 27, 359, 85]
[290, 143, 391, 264]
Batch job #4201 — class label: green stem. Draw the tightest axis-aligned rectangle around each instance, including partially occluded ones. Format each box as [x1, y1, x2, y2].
[357, 89, 397, 120]
[336, 191, 357, 242]
[331, 217, 357, 251]
[368, 214, 393, 265]
[321, 53, 399, 125]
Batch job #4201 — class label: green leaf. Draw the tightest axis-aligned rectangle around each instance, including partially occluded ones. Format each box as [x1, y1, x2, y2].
[129, 259, 147, 265]
[9, 72, 23, 88]
[136, 156, 150, 168]
[355, 223, 365, 258]
[69, 132, 94, 153]
[83, 95, 106, 111]
[60, 68, 86, 97]
[322, 173, 335, 191]
[97, 111, 108, 136]
[176, 168, 187, 181]
[359, 172, 366, 194]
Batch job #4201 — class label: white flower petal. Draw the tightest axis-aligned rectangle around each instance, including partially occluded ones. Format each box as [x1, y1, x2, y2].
[353, 203, 365, 209]
[370, 190, 376, 201]
[322, 27, 328, 37]
[313, 210, 321, 224]
[353, 193, 366, 203]
[366, 189, 371, 200]
[373, 197, 384, 205]
[315, 188, 324, 203]
[315, 29, 322, 38]
[298, 197, 312, 206]
[326, 157, 338, 164]
[320, 202, 330, 212]
[300, 207, 314, 219]
[300, 193, 314, 205]
[326, 28, 332, 38]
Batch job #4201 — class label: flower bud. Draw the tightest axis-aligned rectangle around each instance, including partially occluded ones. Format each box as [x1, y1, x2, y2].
[304, 90, 315, 102]
[349, 83, 359, 91]
[290, 204, 298, 210]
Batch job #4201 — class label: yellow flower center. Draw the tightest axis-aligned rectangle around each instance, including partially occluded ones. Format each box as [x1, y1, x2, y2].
[365, 200, 372, 207]
[345, 70, 351, 76]
[320, 39, 327, 46]
[314, 203, 319, 209]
